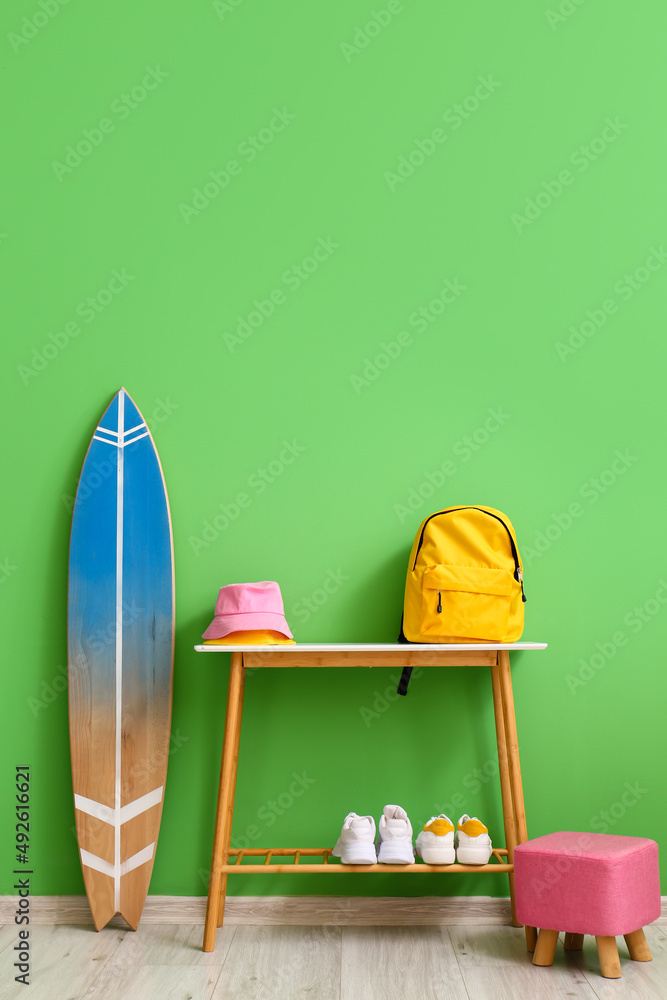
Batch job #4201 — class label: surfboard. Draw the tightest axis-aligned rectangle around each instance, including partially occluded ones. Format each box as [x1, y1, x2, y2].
[68, 388, 174, 931]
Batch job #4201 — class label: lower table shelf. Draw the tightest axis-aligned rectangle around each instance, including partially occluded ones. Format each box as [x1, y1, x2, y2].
[222, 847, 512, 874]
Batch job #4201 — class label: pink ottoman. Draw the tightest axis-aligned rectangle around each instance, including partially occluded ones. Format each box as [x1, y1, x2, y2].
[514, 831, 660, 978]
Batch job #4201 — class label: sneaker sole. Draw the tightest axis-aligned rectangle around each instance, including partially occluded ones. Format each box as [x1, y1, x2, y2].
[377, 842, 415, 865]
[417, 845, 456, 865]
[456, 845, 493, 865]
[336, 842, 377, 865]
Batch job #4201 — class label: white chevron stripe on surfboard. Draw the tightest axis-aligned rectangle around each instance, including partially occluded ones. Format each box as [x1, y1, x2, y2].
[80, 843, 156, 880]
[74, 786, 164, 826]
[123, 430, 150, 446]
[93, 421, 148, 449]
[93, 432, 150, 448]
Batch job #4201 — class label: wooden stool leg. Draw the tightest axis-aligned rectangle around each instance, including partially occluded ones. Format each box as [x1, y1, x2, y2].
[525, 925, 538, 952]
[533, 928, 559, 966]
[564, 932, 584, 951]
[624, 928, 652, 962]
[203, 653, 245, 952]
[596, 936, 622, 978]
[490, 660, 519, 926]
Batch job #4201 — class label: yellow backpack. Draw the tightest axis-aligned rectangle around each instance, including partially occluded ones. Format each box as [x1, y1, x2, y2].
[400, 505, 526, 644]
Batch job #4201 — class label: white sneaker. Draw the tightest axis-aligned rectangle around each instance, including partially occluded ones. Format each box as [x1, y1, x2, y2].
[415, 814, 455, 865]
[456, 814, 493, 865]
[376, 804, 415, 864]
[333, 812, 377, 864]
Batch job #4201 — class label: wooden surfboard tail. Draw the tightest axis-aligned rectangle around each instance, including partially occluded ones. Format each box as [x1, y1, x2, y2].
[68, 388, 174, 931]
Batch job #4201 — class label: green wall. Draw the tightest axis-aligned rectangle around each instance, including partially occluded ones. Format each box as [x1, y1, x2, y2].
[2, 0, 665, 901]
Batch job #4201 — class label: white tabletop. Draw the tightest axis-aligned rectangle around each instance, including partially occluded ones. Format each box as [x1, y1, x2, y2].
[194, 642, 547, 652]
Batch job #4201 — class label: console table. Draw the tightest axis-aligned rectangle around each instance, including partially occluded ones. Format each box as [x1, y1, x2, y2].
[194, 642, 547, 952]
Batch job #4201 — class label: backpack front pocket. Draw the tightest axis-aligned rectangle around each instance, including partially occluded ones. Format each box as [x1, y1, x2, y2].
[421, 565, 513, 640]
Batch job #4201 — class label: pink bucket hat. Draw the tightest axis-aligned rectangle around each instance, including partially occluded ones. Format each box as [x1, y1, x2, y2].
[202, 581, 294, 641]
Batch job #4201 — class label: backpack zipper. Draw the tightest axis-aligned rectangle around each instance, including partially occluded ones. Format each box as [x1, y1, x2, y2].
[413, 507, 526, 602]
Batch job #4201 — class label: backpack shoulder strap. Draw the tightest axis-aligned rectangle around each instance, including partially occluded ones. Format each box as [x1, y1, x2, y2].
[397, 616, 412, 695]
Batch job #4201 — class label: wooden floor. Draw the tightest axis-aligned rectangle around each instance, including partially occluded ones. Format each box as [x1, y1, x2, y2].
[3, 921, 667, 999]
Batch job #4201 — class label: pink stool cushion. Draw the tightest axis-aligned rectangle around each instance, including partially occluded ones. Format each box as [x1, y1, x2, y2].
[514, 831, 660, 937]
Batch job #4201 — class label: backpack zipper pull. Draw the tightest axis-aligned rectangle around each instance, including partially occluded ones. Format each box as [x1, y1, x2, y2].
[515, 566, 527, 602]
[437, 590, 442, 613]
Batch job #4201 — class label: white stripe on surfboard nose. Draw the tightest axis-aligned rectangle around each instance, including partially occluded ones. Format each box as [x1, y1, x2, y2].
[93, 423, 149, 449]
[74, 786, 163, 826]
[80, 843, 156, 880]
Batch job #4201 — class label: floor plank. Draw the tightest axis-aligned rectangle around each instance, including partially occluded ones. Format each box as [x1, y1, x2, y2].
[99, 922, 234, 967]
[82, 961, 224, 1000]
[0, 924, 19, 956]
[211, 925, 341, 1000]
[448, 923, 533, 967]
[1, 925, 126, 1000]
[341, 925, 469, 1000]
[80, 925, 234, 1000]
[460, 964, 599, 1000]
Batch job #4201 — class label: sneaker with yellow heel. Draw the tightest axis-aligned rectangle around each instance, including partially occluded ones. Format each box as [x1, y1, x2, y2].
[415, 814, 456, 865]
[455, 814, 493, 864]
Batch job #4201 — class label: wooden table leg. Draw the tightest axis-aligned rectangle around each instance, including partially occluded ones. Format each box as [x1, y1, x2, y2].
[203, 652, 245, 952]
[491, 659, 519, 926]
[217, 656, 246, 926]
[498, 650, 528, 848]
